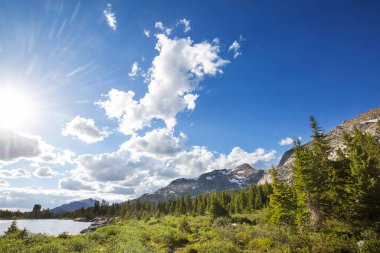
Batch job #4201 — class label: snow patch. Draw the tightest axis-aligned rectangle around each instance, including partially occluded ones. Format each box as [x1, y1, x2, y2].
[229, 178, 241, 185]
[360, 118, 380, 124]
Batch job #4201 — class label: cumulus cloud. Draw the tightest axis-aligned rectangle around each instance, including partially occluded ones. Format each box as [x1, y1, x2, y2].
[144, 29, 150, 37]
[0, 128, 41, 162]
[0, 128, 72, 166]
[179, 18, 191, 32]
[64, 129, 276, 198]
[59, 178, 95, 191]
[155, 21, 172, 35]
[228, 40, 242, 58]
[97, 34, 228, 135]
[0, 168, 31, 178]
[103, 3, 117, 31]
[33, 167, 58, 178]
[62, 116, 109, 143]
[120, 128, 185, 159]
[278, 137, 301, 146]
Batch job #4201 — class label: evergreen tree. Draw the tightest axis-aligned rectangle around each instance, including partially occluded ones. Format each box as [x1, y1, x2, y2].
[293, 117, 334, 228]
[343, 128, 380, 221]
[209, 194, 228, 218]
[269, 169, 296, 225]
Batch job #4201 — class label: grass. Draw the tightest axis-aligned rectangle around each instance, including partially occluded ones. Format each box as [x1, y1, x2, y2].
[0, 209, 378, 252]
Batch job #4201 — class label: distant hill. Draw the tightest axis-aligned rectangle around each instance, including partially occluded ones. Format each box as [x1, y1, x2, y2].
[258, 107, 380, 184]
[51, 198, 96, 215]
[137, 163, 265, 202]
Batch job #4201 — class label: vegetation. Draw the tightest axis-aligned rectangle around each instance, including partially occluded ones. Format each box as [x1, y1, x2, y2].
[1, 118, 380, 252]
[0, 204, 54, 220]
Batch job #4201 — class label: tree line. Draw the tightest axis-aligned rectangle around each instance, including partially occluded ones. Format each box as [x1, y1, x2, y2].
[59, 183, 272, 220]
[0, 204, 53, 219]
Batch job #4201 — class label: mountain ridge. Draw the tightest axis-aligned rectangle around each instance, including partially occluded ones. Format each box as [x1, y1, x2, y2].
[51, 198, 96, 215]
[137, 163, 265, 202]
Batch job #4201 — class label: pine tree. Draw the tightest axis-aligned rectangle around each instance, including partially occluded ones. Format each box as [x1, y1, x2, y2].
[209, 194, 228, 218]
[292, 117, 334, 228]
[344, 127, 380, 221]
[269, 169, 296, 225]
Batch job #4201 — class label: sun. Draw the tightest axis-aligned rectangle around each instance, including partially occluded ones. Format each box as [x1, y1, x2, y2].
[0, 88, 37, 129]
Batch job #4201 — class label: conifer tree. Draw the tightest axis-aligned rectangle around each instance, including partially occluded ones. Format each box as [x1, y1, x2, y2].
[209, 194, 228, 218]
[343, 127, 380, 221]
[293, 117, 334, 228]
[269, 169, 296, 225]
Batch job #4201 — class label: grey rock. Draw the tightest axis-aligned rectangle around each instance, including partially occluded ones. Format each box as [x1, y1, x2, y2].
[259, 107, 380, 184]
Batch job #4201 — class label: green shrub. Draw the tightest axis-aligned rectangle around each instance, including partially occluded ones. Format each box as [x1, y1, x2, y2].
[57, 232, 69, 239]
[179, 217, 192, 233]
[195, 239, 237, 253]
[310, 233, 358, 253]
[212, 217, 232, 227]
[248, 237, 273, 251]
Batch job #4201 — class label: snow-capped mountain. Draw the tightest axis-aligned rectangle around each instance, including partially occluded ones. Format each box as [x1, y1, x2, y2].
[137, 163, 265, 202]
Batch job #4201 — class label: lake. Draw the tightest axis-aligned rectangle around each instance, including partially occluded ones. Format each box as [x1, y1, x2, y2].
[0, 219, 92, 236]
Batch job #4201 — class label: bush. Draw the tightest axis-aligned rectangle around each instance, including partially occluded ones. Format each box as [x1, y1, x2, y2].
[195, 239, 237, 253]
[248, 237, 273, 251]
[360, 229, 380, 253]
[179, 217, 191, 233]
[212, 217, 232, 227]
[57, 232, 69, 239]
[5, 221, 19, 235]
[310, 233, 358, 253]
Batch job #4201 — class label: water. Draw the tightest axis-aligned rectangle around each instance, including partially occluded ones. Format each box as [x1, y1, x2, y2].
[0, 219, 92, 236]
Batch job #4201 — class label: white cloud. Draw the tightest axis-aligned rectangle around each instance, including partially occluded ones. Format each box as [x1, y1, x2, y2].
[0, 179, 9, 188]
[0, 128, 41, 162]
[62, 116, 109, 143]
[63, 129, 276, 198]
[278, 137, 301, 146]
[0, 168, 31, 178]
[0, 128, 73, 166]
[59, 178, 95, 191]
[103, 3, 117, 31]
[97, 34, 228, 135]
[33, 167, 58, 178]
[144, 29, 151, 37]
[179, 18, 191, 33]
[120, 128, 185, 159]
[155, 21, 172, 35]
[228, 40, 242, 59]
[128, 62, 145, 79]
[37, 147, 74, 166]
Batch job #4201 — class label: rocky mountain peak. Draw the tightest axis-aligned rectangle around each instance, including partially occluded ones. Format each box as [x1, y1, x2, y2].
[258, 107, 380, 184]
[137, 164, 265, 202]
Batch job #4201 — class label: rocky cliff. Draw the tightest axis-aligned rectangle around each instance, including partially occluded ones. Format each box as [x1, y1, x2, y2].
[258, 107, 380, 184]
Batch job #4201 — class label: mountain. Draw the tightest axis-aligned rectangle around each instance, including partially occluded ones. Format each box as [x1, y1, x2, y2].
[51, 198, 96, 215]
[258, 107, 380, 184]
[138, 163, 265, 202]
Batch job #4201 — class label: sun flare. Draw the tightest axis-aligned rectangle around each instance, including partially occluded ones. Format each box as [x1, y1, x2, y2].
[0, 88, 37, 129]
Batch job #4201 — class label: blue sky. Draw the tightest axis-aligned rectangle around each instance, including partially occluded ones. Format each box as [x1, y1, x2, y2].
[0, 0, 379, 210]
